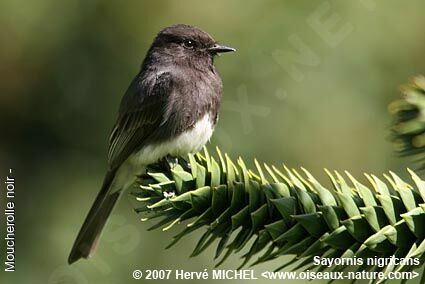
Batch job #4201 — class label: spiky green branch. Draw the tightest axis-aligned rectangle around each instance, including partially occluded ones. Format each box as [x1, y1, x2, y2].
[131, 76, 425, 283]
[390, 75, 425, 168]
[132, 147, 425, 283]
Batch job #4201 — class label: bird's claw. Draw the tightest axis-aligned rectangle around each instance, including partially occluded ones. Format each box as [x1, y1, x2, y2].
[165, 155, 179, 169]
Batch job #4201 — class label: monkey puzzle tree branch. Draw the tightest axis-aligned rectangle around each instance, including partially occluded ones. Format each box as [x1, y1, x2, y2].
[390, 75, 425, 169]
[132, 146, 425, 283]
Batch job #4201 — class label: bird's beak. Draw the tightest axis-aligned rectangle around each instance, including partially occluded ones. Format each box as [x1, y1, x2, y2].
[208, 44, 236, 54]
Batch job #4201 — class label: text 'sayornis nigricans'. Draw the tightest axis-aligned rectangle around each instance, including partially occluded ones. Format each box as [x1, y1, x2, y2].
[68, 24, 235, 264]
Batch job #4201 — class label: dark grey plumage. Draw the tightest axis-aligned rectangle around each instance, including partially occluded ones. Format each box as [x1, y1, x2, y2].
[68, 24, 234, 264]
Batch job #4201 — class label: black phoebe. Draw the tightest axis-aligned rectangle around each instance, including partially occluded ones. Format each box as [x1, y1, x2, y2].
[68, 24, 235, 264]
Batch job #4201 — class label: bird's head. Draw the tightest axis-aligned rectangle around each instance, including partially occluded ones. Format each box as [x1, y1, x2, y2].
[147, 24, 235, 69]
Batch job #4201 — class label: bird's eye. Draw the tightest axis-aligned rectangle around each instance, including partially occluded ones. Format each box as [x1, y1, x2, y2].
[182, 39, 196, 49]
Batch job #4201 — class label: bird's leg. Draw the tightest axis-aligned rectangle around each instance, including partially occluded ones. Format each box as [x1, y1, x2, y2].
[165, 155, 179, 169]
[161, 155, 191, 172]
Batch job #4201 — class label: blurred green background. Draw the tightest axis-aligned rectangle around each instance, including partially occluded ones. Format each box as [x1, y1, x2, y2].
[1, 0, 425, 283]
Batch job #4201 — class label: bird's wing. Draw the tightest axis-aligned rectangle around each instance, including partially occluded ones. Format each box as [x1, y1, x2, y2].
[108, 72, 173, 169]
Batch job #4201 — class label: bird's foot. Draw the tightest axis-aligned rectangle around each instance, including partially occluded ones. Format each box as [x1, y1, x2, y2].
[160, 155, 191, 172]
[160, 155, 179, 171]
[166, 155, 179, 169]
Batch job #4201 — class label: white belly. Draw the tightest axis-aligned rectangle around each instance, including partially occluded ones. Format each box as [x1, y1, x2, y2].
[111, 113, 214, 191]
[131, 113, 214, 166]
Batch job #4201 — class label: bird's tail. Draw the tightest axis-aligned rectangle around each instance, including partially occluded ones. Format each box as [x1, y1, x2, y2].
[68, 169, 120, 264]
